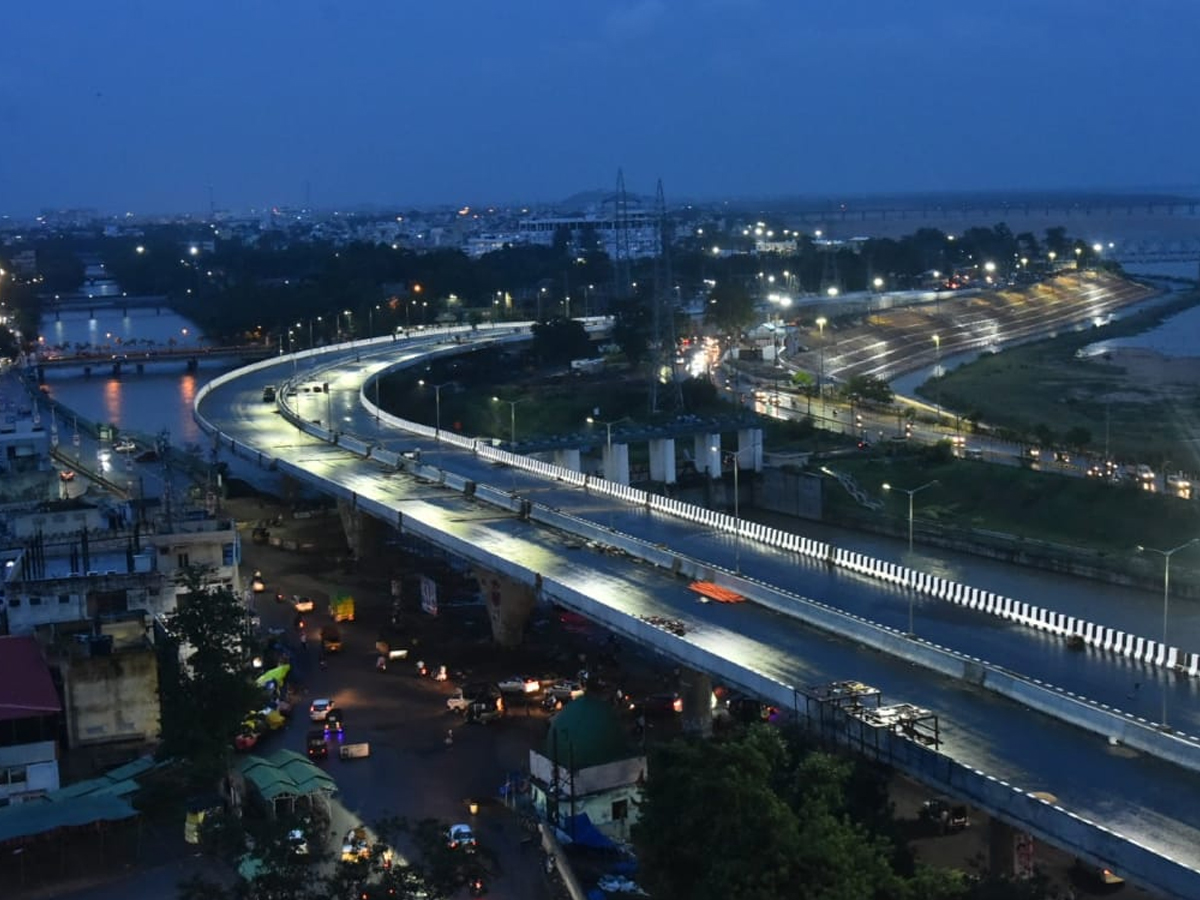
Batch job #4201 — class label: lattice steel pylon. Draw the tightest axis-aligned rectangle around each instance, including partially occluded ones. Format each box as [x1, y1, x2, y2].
[611, 168, 632, 304]
[651, 179, 683, 414]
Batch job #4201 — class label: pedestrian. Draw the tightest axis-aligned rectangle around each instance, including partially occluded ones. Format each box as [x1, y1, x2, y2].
[445, 729, 454, 747]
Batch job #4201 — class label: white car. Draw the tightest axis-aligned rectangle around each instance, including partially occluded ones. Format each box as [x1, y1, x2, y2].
[114, 439, 137, 453]
[446, 689, 472, 714]
[293, 596, 315, 613]
[309, 698, 334, 722]
[446, 823, 477, 852]
[497, 675, 541, 694]
[547, 680, 585, 701]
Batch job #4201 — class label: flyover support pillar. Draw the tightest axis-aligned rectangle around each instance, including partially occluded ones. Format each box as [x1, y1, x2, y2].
[603, 442, 630, 485]
[553, 448, 581, 472]
[679, 668, 713, 737]
[737, 428, 764, 473]
[336, 499, 386, 563]
[648, 438, 676, 485]
[694, 435, 720, 476]
[988, 818, 1035, 880]
[477, 569, 538, 648]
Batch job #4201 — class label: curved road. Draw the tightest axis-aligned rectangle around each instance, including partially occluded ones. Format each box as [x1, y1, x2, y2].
[198, 331, 1200, 877]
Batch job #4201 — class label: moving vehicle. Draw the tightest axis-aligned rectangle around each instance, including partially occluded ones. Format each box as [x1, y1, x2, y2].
[321, 626, 343, 653]
[293, 596, 315, 613]
[497, 675, 541, 694]
[467, 695, 505, 724]
[310, 698, 335, 721]
[446, 688, 472, 714]
[446, 823, 477, 852]
[114, 438, 137, 453]
[546, 680, 585, 701]
[632, 692, 684, 717]
[262, 385, 276, 402]
[59, 469, 76, 482]
[323, 708, 345, 736]
[342, 825, 372, 862]
[339, 742, 370, 760]
[306, 729, 328, 760]
[330, 594, 356, 622]
[251, 571, 266, 593]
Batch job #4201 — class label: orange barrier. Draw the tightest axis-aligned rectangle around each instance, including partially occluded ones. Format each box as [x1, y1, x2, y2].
[690, 581, 745, 604]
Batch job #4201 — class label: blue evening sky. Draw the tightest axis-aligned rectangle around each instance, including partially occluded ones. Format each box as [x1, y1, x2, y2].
[2, 0, 1198, 215]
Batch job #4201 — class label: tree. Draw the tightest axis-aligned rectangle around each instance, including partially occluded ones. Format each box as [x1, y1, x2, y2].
[704, 281, 756, 337]
[611, 292, 653, 367]
[158, 566, 265, 781]
[842, 374, 893, 405]
[1063, 426, 1092, 451]
[530, 317, 591, 365]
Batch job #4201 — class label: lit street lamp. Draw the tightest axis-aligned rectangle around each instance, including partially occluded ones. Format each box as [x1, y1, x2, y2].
[815, 316, 827, 403]
[419, 380, 454, 441]
[492, 396, 531, 492]
[932, 333, 941, 422]
[883, 479, 940, 634]
[586, 415, 632, 478]
[1137, 538, 1200, 729]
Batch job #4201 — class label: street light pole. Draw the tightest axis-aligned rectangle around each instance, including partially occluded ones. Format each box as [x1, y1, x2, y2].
[883, 479, 939, 635]
[932, 333, 941, 424]
[1137, 538, 1200, 729]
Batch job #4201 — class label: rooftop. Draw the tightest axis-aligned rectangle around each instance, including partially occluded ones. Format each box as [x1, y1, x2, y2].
[0, 636, 62, 722]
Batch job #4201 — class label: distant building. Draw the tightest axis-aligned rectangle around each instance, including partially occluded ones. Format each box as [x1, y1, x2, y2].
[2, 510, 240, 636]
[0, 636, 62, 806]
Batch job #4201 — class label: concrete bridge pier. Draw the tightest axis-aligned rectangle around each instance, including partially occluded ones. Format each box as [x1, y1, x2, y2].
[988, 818, 1035, 880]
[694, 435, 720, 476]
[476, 569, 538, 648]
[111, 361, 121, 377]
[649, 438, 676, 485]
[187, 357, 198, 373]
[678, 667, 713, 736]
[136, 363, 145, 375]
[336, 498, 387, 561]
[602, 442, 630, 485]
[553, 448, 581, 472]
[737, 428, 764, 472]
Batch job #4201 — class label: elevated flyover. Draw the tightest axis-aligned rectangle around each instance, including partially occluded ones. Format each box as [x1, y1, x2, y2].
[196, 324, 1200, 898]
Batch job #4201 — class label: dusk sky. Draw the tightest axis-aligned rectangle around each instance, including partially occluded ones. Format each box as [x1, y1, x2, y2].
[3, 1, 1199, 216]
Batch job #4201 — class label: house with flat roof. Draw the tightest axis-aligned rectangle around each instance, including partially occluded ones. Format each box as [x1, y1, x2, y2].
[0, 636, 62, 806]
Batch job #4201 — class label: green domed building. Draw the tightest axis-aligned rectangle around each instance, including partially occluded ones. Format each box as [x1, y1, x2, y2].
[528, 695, 646, 847]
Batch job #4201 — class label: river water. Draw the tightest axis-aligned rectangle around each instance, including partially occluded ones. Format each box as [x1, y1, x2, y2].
[34, 306, 235, 450]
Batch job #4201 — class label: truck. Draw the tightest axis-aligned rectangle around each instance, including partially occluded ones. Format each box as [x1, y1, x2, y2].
[329, 594, 355, 623]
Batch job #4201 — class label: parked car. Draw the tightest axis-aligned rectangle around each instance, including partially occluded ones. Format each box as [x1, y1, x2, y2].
[920, 798, 970, 833]
[497, 675, 541, 694]
[546, 680, 585, 701]
[293, 596, 315, 613]
[309, 698, 335, 722]
[114, 438, 138, 453]
[446, 823, 477, 852]
[467, 695, 505, 725]
[446, 689, 472, 714]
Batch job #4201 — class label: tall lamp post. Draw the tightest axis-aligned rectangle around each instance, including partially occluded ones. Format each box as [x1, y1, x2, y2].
[883, 480, 939, 635]
[420, 381, 451, 444]
[586, 415, 632, 479]
[815, 316, 827, 414]
[715, 447, 742, 574]
[1137, 538, 1200, 729]
[492, 396, 531, 490]
[932, 333, 941, 424]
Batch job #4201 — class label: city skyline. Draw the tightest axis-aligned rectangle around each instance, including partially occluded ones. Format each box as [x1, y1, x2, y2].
[3, 1, 1199, 216]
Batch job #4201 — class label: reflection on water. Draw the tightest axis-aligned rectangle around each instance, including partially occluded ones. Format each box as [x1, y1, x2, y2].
[38, 308, 206, 353]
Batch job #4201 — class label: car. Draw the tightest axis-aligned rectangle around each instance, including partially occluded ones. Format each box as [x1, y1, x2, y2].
[446, 823, 477, 852]
[320, 626, 343, 653]
[467, 695, 505, 725]
[59, 469, 76, 482]
[1073, 859, 1125, 888]
[306, 729, 328, 760]
[323, 708, 344, 736]
[497, 675, 541, 695]
[920, 798, 969, 833]
[262, 385, 277, 403]
[446, 688, 472, 714]
[630, 692, 683, 719]
[114, 438, 137, 453]
[293, 596, 315, 613]
[546, 680, 585, 701]
[309, 698, 335, 722]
